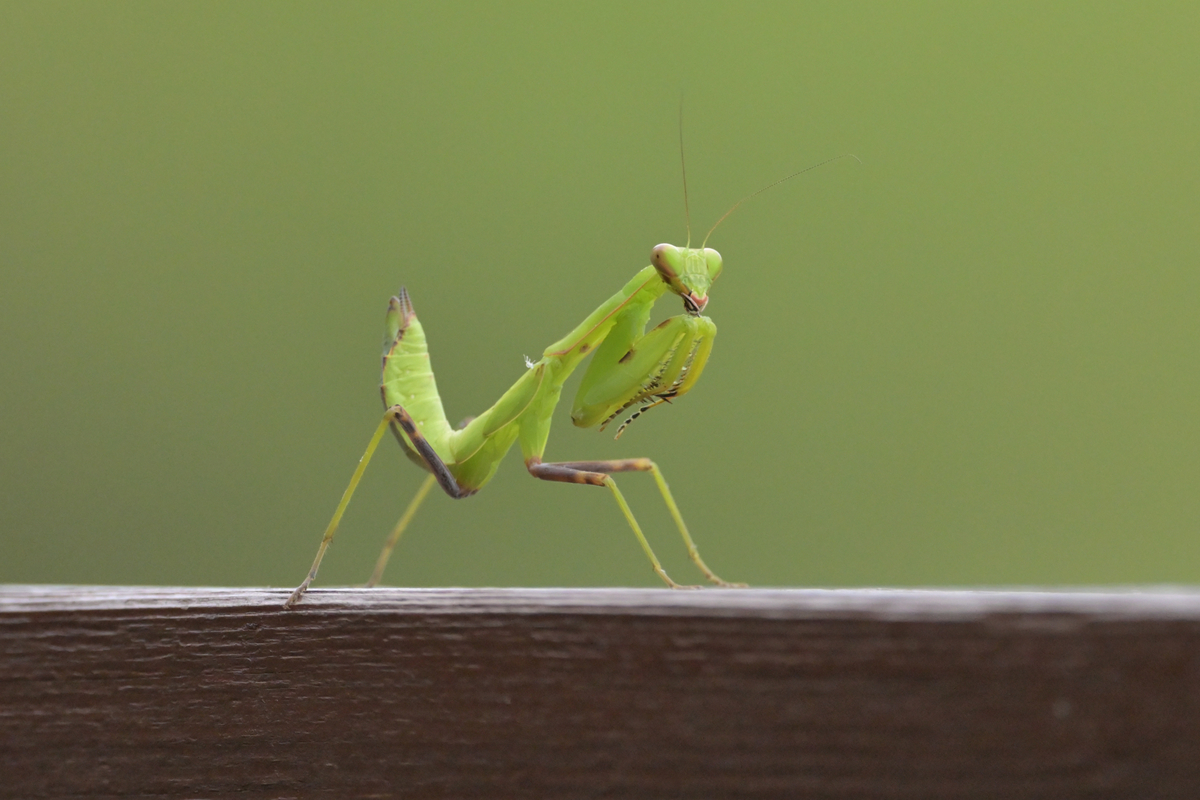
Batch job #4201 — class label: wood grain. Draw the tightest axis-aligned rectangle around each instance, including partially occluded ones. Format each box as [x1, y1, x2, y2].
[2, 585, 1199, 798]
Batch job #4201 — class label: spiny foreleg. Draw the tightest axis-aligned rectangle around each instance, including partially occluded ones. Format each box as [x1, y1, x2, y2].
[572, 314, 716, 438]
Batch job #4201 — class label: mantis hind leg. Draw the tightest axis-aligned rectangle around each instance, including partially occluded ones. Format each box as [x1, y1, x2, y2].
[364, 472, 436, 588]
[284, 404, 470, 609]
[525, 457, 743, 588]
[364, 415, 477, 588]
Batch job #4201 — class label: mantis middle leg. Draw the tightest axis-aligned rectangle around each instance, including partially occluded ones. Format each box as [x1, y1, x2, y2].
[525, 456, 743, 588]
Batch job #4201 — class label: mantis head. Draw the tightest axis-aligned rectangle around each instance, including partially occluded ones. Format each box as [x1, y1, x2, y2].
[651, 243, 722, 316]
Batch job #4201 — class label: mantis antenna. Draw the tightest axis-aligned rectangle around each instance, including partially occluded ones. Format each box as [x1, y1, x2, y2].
[677, 96, 857, 246]
[678, 97, 693, 248]
[702, 152, 862, 247]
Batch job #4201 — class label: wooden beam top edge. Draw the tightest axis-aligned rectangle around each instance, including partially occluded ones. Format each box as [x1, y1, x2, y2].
[4, 583, 1200, 620]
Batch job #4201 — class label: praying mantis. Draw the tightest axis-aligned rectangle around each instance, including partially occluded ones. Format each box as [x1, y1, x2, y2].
[284, 146, 858, 608]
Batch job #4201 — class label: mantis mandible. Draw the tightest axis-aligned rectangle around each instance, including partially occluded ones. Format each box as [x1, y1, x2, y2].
[284, 149, 858, 608]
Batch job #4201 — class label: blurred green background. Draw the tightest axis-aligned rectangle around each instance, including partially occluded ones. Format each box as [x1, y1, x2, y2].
[1, 3, 1197, 590]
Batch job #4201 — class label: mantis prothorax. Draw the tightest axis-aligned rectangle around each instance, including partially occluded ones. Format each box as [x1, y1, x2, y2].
[284, 152, 859, 608]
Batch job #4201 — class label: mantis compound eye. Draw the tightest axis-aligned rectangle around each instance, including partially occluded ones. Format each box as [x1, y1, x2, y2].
[651, 243, 685, 290]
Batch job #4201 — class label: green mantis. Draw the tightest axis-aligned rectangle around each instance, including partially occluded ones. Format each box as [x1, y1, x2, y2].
[284, 151, 858, 608]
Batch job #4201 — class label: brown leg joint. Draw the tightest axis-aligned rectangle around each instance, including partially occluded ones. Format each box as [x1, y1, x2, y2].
[385, 405, 473, 499]
[525, 457, 655, 486]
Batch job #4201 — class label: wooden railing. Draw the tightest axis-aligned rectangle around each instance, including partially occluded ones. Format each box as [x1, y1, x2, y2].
[3, 585, 1199, 798]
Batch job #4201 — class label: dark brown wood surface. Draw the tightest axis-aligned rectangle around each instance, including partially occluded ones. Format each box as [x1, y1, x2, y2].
[3, 585, 1200, 799]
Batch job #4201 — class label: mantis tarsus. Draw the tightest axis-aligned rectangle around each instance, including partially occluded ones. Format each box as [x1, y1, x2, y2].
[284, 151, 858, 608]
